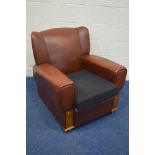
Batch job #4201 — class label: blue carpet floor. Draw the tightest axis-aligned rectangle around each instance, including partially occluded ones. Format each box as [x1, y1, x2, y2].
[26, 77, 129, 155]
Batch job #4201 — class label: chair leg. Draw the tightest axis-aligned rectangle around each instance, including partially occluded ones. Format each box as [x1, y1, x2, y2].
[111, 95, 119, 112]
[64, 110, 75, 132]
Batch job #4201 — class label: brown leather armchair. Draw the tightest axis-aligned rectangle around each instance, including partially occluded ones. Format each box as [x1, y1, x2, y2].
[31, 26, 127, 132]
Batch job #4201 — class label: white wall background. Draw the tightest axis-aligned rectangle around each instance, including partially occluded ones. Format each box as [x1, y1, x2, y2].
[26, 0, 129, 79]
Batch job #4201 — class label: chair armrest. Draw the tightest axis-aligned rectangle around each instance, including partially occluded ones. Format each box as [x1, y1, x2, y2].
[82, 55, 127, 89]
[33, 63, 75, 110]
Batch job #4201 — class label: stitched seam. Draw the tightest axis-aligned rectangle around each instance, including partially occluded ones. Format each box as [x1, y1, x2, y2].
[39, 32, 50, 63]
[76, 28, 82, 56]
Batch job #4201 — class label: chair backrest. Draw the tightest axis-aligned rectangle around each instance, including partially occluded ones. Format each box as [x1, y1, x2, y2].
[31, 26, 90, 74]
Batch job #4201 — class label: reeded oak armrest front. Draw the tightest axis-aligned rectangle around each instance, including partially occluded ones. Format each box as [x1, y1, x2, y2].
[82, 55, 127, 89]
[33, 63, 75, 110]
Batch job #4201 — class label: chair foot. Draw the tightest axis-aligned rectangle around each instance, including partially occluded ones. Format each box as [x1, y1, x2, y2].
[111, 95, 119, 112]
[111, 108, 118, 112]
[64, 125, 75, 132]
[64, 110, 75, 132]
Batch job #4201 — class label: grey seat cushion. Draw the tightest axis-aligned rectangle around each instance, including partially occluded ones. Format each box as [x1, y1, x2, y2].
[68, 70, 119, 109]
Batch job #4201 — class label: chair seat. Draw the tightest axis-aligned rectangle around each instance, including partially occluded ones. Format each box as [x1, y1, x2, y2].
[68, 70, 119, 109]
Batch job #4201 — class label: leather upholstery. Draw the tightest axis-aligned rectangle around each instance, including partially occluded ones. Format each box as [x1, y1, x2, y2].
[75, 97, 114, 126]
[33, 63, 75, 110]
[37, 85, 66, 127]
[31, 31, 50, 65]
[32, 27, 90, 74]
[31, 26, 127, 131]
[77, 27, 90, 55]
[82, 55, 127, 89]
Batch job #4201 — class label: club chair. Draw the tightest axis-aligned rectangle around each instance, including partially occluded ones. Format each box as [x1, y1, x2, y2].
[31, 26, 127, 132]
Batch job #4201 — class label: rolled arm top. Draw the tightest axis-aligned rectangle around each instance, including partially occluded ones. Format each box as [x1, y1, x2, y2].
[33, 63, 75, 110]
[82, 55, 127, 89]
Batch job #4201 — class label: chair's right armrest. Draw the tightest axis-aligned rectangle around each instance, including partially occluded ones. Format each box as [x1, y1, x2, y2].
[33, 63, 75, 110]
[82, 55, 127, 89]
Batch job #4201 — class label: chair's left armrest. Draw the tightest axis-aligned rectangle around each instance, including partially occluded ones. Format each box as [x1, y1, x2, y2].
[82, 55, 127, 89]
[33, 63, 75, 110]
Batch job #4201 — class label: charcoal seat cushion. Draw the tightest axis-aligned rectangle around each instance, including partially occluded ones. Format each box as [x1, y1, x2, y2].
[68, 70, 119, 109]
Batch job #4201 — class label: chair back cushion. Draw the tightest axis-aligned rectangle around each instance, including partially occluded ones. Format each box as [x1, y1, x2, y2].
[31, 27, 90, 74]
